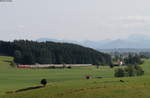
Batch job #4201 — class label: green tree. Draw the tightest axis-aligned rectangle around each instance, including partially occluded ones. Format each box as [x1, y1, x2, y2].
[115, 68, 125, 77]
[0, 40, 112, 65]
[14, 50, 23, 64]
[40, 79, 47, 87]
[134, 65, 144, 76]
[125, 65, 137, 77]
[115, 65, 144, 77]
[124, 55, 143, 65]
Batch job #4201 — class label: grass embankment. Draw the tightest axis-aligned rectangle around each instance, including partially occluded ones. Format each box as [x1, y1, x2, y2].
[0, 56, 150, 98]
[0, 56, 14, 69]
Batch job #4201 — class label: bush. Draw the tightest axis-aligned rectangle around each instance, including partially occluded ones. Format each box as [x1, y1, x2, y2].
[114, 68, 125, 77]
[134, 65, 144, 76]
[114, 65, 144, 77]
[110, 64, 114, 68]
[48, 66, 56, 69]
[40, 79, 47, 87]
[67, 66, 72, 69]
[125, 65, 137, 77]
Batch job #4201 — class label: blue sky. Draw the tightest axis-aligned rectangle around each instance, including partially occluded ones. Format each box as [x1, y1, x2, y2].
[0, 0, 150, 41]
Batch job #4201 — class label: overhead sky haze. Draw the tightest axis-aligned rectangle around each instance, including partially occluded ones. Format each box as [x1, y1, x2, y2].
[0, 0, 150, 41]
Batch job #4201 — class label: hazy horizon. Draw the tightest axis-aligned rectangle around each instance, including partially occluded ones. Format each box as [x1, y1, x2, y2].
[1, 0, 150, 41]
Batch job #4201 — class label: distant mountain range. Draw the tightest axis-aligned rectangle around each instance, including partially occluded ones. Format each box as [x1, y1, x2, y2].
[37, 34, 150, 49]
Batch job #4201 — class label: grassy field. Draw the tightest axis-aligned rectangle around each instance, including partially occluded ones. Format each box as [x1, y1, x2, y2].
[0, 56, 150, 98]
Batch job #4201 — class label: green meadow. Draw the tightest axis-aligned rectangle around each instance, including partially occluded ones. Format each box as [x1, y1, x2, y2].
[0, 56, 150, 98]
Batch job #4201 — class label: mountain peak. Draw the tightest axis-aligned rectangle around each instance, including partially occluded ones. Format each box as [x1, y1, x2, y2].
[37, 34, 150, 49]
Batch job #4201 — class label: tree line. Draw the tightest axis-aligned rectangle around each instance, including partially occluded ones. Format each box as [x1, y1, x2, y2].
[114, 54, 144, 77]
[0, 40, 111, 65]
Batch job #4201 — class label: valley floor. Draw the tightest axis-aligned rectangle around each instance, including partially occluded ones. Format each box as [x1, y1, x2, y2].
[0, 56, 150, 98]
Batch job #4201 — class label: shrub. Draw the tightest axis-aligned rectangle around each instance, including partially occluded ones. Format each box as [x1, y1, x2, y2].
[40, 79, 47, 87]
[110, 64, 114, 68]
[67, 66, 72, 69]
[134, 65, 144, 76]
[114, 68, 125, 77]
[114, 65, 144, 77]
[48, 66, 56, 69]
[125, 65, 137, 77]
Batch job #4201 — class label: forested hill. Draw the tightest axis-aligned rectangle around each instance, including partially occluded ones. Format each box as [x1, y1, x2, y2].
[0, 40, 111, 65]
